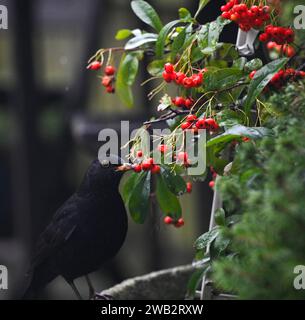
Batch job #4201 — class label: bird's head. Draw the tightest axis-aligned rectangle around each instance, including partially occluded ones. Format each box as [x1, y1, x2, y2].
[78, 155, 131, 195]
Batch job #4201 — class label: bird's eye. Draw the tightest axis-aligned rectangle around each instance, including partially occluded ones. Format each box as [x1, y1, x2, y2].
[101, 160, 110, 167]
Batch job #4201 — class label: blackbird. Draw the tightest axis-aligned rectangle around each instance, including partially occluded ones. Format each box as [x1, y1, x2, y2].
[23, 156, 130, 299]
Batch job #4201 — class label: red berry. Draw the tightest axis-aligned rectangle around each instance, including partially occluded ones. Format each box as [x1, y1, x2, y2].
[251, 5, 259, 14]
[105, 65, 116, 76]
[137, 150, 143, 158]
[254, 19, 263, 27]
[164, 216, 173, 225]
[158, 144, 168, 153]
[230, 14, 239, 22]
[106, 86, 115, 94]
[175, 218, 185, 228]
[267, 41, 277, 50]
[299, 71, 305, 78]
[263, 6, 270, 13]
[249, 70, 257, 79]
[177, 152, 188, 163]
[259, 33, 269, 42]
[185, 98, 194, 109]
[102, 76, 112, 87]
[195, 119, 207, 129]
[265, 25, 273, 34]
[164, 63, 174, 74]
[162, 71, 173, 83]
[283, 45, 295, 57]
[181, 122, 192, 130]
[133, 164, 142, 173]
[209, 181, 215, 189]
[205, 118, 219, 131]
[183, 77, 194, 88]
[192, 73, 203, 86]
[222, 12, 231, 19]
[186, 182, 192, 193]
[186, 114, 197, 122]
[174, 96, 186, 107]
[242, 137, 251, 142]
[88, 61, 102, 70]
[175, 72, 186, 85]
[151, 164, 161, 174]
[142, 159, 153, 171]
[285, 29, 294, 38]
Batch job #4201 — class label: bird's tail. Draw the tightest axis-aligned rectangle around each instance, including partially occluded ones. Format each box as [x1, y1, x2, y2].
[21, 267, 57, 300]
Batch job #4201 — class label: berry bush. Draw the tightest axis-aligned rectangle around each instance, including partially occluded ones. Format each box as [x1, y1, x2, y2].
[89, 0, 305, 298]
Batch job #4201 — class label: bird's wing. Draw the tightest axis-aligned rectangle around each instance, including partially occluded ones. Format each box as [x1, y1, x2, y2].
[29, 193, 81, 271]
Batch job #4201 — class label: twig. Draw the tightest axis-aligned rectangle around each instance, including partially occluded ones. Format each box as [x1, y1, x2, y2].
[143, 110, 189, 125]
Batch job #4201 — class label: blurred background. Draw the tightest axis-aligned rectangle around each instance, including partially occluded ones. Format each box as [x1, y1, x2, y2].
[0, 0, 232, 299]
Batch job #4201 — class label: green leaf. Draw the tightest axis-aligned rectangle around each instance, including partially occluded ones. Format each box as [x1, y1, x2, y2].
[117, 83, 133, 108]
[207, 125, 272, 148]
[147, 59, 164, 76]
[206, 146, 228, 174]
[195, 0, 210, 19]
[215, 208, 226, 226]
[121, 172, 139, 204]
[197, 17, 230, 50]
[244, 58, 289, 115]
[186, 266, 209, 298]
[115, 29, 132, 40]
[191, 47, 205, 63]
[210, 231, 230, 259]
[244, 58, 263, 72]
[117, 54, 135, 108]
[204, 68, 244, 91]
[194, 227, 219, 250]
[155, 20, 180, 58]
[218, 43, 239, 61]
[171, 27, 186, 61]
[127, 171, 151, 224]
[226, 214, 242, 226]
[125, 33, 158, 50]
[233, 57, 247, 70]
[157, 94, 172, 112]
[131, 0, 163, 32]
[156, 175, 182, 218]
[119, 53, 139, 86]
[161, 165, 187, 196]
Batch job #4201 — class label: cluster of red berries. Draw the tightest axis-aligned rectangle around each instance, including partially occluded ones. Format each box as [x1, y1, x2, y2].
[164, 216, 185, 228]
[172, 96, 194, 109]
[251, 68, 305, 90]
[101, 66, 116, 94]
[221, 2, 270, 32]
[269, 69, 305, 89]
[162, 63, 204, 88]
[133, 152, 161, 174]
[259, 26, 294, 45]
[180, 115, 220, 133]
[266, 41, 296, 57]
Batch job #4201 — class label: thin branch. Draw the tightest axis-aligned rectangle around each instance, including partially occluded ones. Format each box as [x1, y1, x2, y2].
[143, 110, 189, 125]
